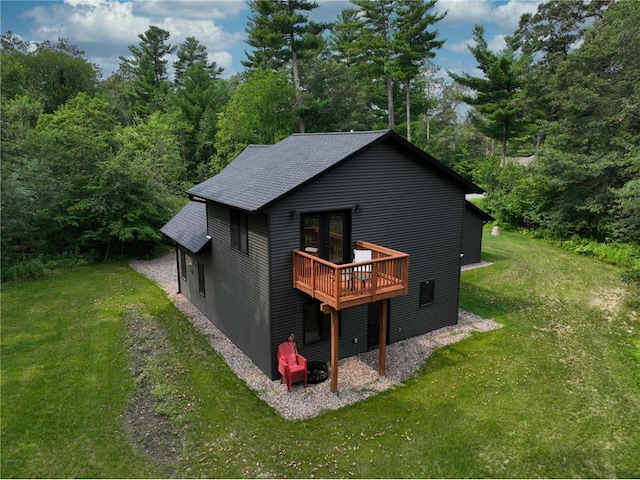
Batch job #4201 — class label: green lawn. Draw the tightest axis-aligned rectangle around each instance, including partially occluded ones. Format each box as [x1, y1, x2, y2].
[2, 231, 639, 478]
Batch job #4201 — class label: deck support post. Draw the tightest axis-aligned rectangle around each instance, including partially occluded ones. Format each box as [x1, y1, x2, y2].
[379, 299, 388, 376]
[321, 303, 339, 393]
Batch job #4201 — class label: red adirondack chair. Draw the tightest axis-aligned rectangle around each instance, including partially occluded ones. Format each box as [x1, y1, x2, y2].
[277, 341, 307, 391]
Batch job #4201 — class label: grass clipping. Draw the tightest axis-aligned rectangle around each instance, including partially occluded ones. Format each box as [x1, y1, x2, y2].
[123, 307, 191, 472]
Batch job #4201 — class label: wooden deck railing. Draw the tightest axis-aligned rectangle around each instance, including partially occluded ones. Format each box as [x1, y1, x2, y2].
[293, 240, 409, 310]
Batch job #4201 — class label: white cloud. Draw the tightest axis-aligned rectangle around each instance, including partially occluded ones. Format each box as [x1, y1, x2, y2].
[446, 34, 506, 55]
[437, 0, 542, 40]
[436, 0, 544, 34]
[160, 17, 244, 49]
[310, 0, 353, 22]
[447, 38, 472, 54]
[210, 50, 234, 71]
[469, 66, 485, 79]
[64, 0, 106, 7]
[132, 0, 247, 21]
[25, 1, 150, 47]
[22, 0, 245, 77]
[437, 0, 492, 27]
[16, 0, 529, 80]
[487, 34, 507, 53]
[88, 55, 120, 79]
[491, 0, 542, 31]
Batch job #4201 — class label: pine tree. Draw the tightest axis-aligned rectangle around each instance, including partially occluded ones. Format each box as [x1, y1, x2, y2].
[393, 0, 445, 141]
[351, 0, 397, 129]
[511, 0, 610, 151]
[174, 36, 223, 86]
[449, 25, 530, 164]
[118, 26, 176, 116]
[327, 8, 365, 67]
[243, 0, 328, 133]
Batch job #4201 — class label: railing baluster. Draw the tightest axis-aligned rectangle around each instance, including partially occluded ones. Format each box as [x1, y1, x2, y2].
[293, 244, 409, 310]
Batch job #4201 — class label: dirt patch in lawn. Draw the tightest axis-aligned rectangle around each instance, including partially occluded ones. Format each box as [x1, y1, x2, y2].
[589, 287, 626, 319]
[123, 307, 186, 475]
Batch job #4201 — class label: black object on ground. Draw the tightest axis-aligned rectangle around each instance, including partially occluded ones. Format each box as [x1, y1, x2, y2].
[307, 361, 329, 384]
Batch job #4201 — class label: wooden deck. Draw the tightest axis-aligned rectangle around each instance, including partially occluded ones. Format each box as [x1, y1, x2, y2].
[293, 240, 409, 310]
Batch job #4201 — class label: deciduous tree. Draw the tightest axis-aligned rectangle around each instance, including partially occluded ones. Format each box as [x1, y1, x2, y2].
[303, 57, 378, 132]
[0, 95, 45, 269]
[77, 113, 185, 260]
[214, 69, 295, 169]
[1, 34, 99, 113]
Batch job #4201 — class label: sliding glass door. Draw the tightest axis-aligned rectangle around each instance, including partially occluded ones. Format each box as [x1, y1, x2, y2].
[301, 210, 351, 264]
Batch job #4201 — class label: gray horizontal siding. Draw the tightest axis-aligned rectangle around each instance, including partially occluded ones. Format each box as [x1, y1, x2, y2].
[199, 202, 272, 376]
[268, 139, 465, 377]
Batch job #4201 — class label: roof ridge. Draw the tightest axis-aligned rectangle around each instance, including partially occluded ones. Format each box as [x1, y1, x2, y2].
[187, 129, 482, 211]
[290, 129, 389, 137]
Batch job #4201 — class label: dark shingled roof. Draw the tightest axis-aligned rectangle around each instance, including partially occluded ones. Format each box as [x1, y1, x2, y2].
[187, 130, 482, 212]
[160, 201, 210, 253]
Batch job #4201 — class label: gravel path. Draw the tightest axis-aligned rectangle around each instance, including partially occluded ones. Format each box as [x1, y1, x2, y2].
[461, 260, 493, 271]
[130, 254, 501, 420]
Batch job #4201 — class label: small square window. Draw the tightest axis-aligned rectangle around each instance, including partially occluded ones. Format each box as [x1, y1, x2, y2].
[420, 280, 435, 307]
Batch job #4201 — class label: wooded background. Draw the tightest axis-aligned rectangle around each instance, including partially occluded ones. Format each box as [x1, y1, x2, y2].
[1, 0, 638, 280]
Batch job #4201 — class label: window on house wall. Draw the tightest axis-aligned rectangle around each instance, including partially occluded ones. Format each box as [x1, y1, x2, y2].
[303, 299, 341, 345]
[180, 250, 187, 280]
[230, 209, 248, 253]
[300, 210, 351, 263]
[420, 280, 435, 307]
[198, 262, 206, 296]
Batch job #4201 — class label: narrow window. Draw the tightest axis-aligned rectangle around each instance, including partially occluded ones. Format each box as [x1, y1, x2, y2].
[180, 250, 187, 280]
[230, 209, 248, 253]
[420, 280, 435, 307]
[198, 262, 206, 296]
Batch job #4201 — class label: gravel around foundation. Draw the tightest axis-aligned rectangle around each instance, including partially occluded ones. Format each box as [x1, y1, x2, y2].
[130, 254, 501, 420]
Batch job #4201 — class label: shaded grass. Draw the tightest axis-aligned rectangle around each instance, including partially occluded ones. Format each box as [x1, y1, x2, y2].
[2, 230, 639, 478]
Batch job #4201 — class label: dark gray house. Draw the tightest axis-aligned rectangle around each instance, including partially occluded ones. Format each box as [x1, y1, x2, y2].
[461, 201, 494, 266]
[161, 130, 485, 385]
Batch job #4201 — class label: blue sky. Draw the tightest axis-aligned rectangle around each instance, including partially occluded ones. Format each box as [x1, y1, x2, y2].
[0, 0, 542, 80]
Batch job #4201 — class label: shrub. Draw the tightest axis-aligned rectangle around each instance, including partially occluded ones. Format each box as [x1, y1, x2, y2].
[2, 256, 51, 281]
[557, 239, 639, 267]
[621, 266, 640, 286]
[2, 253, 89, 282]
[555, 238, 640, 286]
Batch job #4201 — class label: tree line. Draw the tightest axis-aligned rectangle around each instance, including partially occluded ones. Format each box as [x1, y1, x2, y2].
[1, 0, 638, 281]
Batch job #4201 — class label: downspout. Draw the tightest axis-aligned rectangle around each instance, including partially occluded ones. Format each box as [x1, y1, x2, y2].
[175, 243, 181, 294]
